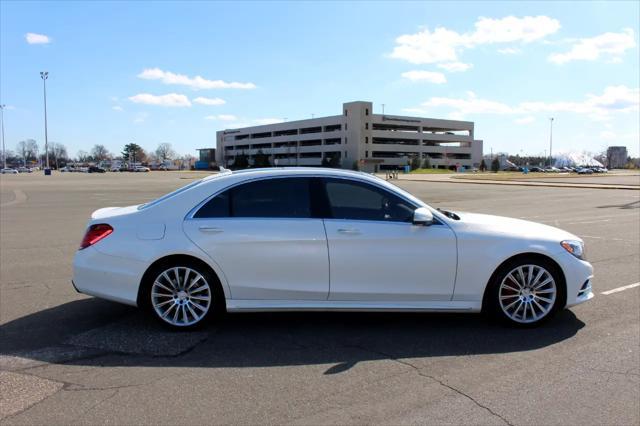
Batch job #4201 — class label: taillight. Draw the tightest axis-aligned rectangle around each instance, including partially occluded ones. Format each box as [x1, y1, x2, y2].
[80, 224, 113, 250]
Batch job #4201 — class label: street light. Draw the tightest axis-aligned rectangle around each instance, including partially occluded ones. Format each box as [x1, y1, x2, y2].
[549, 117, 554, 167]
[0, 104, 6, 169]
[40, 71, 50, 170]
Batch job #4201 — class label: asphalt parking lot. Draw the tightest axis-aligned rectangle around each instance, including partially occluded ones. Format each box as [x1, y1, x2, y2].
[1, 171, 639, 425]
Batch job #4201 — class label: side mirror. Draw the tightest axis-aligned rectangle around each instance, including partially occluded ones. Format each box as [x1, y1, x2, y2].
[413, 207, 434, 226]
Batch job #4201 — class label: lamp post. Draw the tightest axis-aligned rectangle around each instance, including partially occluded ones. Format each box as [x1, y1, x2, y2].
[40, 72, 50, 170]
[0, 104, 6, 169]
[549, 117, 554, 167]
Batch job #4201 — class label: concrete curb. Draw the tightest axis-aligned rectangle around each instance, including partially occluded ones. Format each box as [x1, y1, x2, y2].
[394, 177, 640, 190]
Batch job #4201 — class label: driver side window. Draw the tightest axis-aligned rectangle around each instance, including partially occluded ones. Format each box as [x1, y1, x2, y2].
[323, 178, 415, 222]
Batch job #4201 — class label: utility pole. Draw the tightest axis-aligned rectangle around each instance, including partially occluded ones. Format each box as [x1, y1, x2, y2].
[549, 117, 554, 167]
[0, 104, 6, 168]
[381, 104, 385, 115]
[40, 71, 50, 169]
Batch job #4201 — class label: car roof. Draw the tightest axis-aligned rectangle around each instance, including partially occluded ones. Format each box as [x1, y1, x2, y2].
[216, 167, 376, 179]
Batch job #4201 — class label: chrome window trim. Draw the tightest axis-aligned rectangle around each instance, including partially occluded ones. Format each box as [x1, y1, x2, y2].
[184, 173, 444, 226]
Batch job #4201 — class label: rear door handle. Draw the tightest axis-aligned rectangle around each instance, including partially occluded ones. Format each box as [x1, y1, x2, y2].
[337, 228, 360, 235]
[199, 226, 223, 233]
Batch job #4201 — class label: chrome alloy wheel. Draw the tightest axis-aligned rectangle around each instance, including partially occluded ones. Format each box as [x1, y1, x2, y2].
[498, 264, 557, 324]
[151, 267, 212, 327]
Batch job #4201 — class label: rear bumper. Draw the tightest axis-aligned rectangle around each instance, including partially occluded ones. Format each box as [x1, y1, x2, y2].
[72, 246, 147, 306]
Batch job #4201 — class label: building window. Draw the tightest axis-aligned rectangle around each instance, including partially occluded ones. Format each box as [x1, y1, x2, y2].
[344, 110, 348, 116]
[366, 151, 369, 158]
[365, 123, 369, 129]
[365, 108, 369, 116]
[365, 137, 368, 143]
[345, 137, 347, 144]
[345, 151, 348, 158]
[345, 123, 347, 130]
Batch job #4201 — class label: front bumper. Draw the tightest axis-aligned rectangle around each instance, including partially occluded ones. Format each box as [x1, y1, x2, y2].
[560, 252, 594, 308]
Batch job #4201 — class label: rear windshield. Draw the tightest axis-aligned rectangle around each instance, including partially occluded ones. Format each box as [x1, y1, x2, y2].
[138, 179, 202, 210]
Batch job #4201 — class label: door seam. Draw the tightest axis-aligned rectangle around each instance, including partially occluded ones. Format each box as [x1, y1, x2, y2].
[321, 219, 331, 300]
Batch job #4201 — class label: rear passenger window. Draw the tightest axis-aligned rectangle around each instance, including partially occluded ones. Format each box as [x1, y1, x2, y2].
[194, 178, 311, 219]
[232, 178, 310, 218]
[194, 191, 230, 218]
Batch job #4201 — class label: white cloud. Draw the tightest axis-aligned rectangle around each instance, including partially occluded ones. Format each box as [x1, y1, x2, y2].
[25, 33, 51, 44]
[138, 68, 256, 90]
[112, 106, 124, 112]
[193, 97, 226, 106]
[437, 62, 473, 72]
[406, 85, 639, 121]
[205, 114, 238, 121]
[128, 93, 191, 107]
[470, 16, 560, 44]
[549, 29, 636, 64]
[514, 116, 535, 124]
[498, 47, 522, 55]
[391, 16, 560, 64]
[418, 91, 514, 115]
[401, 70, 447, 84]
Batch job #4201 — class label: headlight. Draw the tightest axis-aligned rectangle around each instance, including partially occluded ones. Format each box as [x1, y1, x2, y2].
[561, 240, 585, 260]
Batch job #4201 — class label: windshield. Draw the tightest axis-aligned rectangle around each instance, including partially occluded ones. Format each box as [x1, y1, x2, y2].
[138, 179, 202, 210]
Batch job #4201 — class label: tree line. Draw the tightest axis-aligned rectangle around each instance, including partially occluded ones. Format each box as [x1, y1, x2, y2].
[3, 140, 193, 169]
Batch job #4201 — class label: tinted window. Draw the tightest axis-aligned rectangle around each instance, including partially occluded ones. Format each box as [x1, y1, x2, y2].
[194, 191, 230, 218]
[233, 178, 310, 218]
[196, 178, 312, 218]
[324, 179, 415, 222]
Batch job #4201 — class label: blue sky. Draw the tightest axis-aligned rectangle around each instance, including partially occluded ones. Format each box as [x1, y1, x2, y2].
[1, 1, 638, 158]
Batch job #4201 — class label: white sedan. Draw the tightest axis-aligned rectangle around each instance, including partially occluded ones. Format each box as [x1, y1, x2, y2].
[73, 168, 593, 328]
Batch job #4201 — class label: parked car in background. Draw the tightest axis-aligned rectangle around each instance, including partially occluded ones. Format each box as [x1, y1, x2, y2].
[577, 168, 594, 174]
[529, 166, 544, 172]
[17, 167, 33, 173]
[1, 168, 19, 174]
[134, 166, 150, 172]
[73, 168, 593, 329]
[88, 166, 106, 173]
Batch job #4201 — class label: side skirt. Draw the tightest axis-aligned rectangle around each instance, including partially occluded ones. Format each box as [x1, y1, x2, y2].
[226, 299, 482, 313]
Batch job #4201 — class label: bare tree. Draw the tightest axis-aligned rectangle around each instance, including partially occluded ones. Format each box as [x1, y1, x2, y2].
[51, 143, 68, 169]
[16, 139, 38, 166]
[155, 143, 176, 162]
[91, 144, 111, 162]
[26, 140, 39, 162]
[16, 141, 27, 166]
[76, 150, 90, 163]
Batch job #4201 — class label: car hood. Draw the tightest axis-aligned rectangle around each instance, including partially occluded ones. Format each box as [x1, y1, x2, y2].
[449, 212, 580, 243]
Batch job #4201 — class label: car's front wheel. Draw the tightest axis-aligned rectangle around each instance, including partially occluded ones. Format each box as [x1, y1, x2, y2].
[485, 257, 565, 326]
[146, 261, 220, 329]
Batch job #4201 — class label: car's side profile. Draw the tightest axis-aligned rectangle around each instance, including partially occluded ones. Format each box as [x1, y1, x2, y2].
[73, 168, 593, 328]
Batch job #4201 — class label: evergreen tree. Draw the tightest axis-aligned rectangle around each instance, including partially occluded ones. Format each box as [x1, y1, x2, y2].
[491, 158, 500, 172]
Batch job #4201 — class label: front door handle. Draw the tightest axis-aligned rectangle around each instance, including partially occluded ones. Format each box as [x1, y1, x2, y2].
[199, 226, 223, 233]
[337, 228, 360, 235]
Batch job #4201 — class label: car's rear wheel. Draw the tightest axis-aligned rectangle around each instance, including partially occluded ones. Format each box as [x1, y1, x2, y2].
[485, 257, 564, 326]
[146, 262, 219, 329]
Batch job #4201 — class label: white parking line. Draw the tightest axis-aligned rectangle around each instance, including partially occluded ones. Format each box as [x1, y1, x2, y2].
[601, 282, 640, 295]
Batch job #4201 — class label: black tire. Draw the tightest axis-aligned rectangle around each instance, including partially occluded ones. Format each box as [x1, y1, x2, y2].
[141, 258, 225, 330]
[484, 256, 566, 327]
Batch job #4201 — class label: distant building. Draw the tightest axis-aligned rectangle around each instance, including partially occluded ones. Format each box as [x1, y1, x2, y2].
[607, 146, 628, 169]
[216, 101, 483, 172]
[196, 148, 216, 170]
